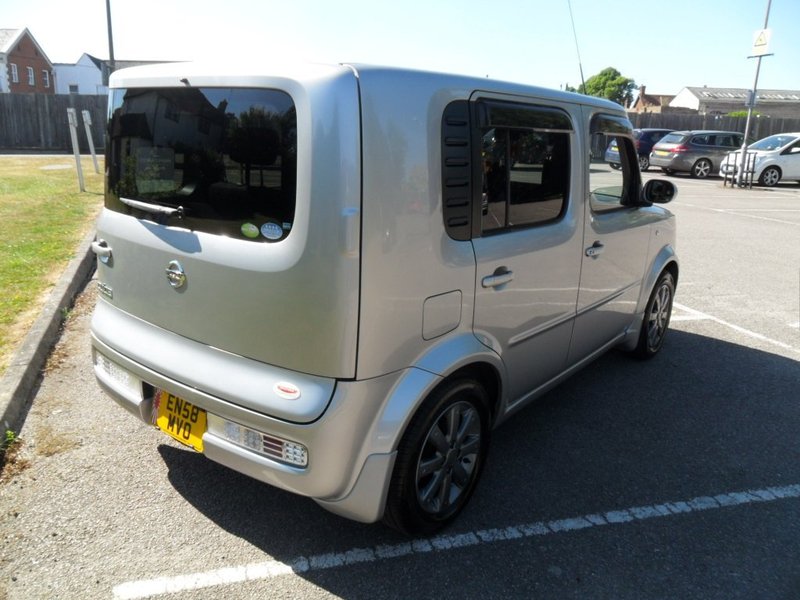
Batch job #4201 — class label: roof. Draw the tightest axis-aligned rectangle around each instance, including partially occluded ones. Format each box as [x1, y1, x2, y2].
[0, 28, 23, 53]
[0, 27, 53, 65]
[685, 86, 800, 103]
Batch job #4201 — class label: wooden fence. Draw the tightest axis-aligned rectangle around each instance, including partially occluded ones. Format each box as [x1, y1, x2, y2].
[628, 112, 800, 141]
[1, 93, 798, 153]
[0, 94, 107, 153]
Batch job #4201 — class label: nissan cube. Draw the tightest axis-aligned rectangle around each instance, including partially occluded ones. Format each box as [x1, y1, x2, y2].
[91, 62, 678, 535]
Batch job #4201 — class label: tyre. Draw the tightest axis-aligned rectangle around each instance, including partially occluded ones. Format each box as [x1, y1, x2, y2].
[609, 163, 621, 170]
[633, 271, 675, 359]
[638, 155, 650, 171]
[662, 168, 675, 175]
[383, 378, 490, 535]
[690, 159, 712, 178]
[759, 166, 781, 187]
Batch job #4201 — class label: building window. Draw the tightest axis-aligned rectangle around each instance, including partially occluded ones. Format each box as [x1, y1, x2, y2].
[27, 66, 35, 86]
[69, 84, 79, 94]
[10, 63, 18, 83]
[42, 70, 50, 88]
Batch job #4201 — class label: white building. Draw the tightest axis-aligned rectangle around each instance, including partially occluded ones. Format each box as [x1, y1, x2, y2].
[53, 53, 107, 95]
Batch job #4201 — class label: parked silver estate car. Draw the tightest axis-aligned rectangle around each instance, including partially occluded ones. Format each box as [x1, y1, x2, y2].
[91, 62, 678, 535]
[650, 130, 743, 178]
[719, 132, 800, 186]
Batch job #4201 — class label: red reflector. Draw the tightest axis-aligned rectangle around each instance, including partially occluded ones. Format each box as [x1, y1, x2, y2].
[671, 145, 688, 153]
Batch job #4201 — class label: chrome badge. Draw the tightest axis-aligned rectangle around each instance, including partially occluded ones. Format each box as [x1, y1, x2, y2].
[165, 260, 187, 289]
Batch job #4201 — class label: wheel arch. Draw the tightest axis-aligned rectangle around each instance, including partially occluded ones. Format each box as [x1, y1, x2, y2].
[618, 246, 679, 352]
[367, 335, 506, 458]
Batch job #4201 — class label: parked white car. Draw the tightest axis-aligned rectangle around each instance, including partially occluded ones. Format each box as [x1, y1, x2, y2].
[719, 132, 800, 186]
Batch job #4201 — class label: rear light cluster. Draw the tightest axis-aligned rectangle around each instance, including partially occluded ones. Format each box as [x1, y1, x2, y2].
[207, 414, 309, 467]
[670, 145, 689, 153]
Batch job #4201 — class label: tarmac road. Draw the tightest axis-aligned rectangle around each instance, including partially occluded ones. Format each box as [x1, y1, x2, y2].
[0, 175, 799, 599]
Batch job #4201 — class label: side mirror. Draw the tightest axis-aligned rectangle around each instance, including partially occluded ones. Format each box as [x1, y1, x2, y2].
[641, 179, 677, 204]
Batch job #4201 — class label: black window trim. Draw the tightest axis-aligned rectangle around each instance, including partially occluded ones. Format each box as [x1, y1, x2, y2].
[589, 112, 641, 211]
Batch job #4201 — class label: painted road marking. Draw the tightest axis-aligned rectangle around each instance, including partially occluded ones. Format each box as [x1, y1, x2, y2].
[673, 302, 798, 355]
[677, 202, 800, 226]
[113, 483, 800, 599]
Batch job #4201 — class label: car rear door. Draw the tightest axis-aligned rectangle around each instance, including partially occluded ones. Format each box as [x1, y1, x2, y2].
[470, 98, 582, 405]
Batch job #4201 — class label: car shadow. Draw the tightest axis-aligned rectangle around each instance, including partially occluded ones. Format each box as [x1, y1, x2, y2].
[157, 328, 800, 596]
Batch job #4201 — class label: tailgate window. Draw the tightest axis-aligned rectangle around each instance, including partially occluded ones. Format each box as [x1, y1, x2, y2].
[106, 87, 296, 242]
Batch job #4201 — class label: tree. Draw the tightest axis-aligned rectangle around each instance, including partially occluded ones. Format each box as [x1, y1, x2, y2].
[568, 67, 637, 107]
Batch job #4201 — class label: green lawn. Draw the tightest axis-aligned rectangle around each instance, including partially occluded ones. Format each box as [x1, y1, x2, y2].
[0, 156, 104, 376]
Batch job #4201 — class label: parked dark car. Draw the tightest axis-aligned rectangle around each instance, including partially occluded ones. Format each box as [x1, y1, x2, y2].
[650, 130, 743, 178]
[605, 128, 672, 171]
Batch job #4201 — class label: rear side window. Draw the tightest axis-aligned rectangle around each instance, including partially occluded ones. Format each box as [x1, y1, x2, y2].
[476, 101, 572, 234]
[441, 100, 572, 240]
[106, 87, 297, 243]
[691, 134, 712, 146]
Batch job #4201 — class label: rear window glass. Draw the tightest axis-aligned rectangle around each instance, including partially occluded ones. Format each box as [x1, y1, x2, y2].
[659, 133, 686, 144]
[106, 87, 296, 243]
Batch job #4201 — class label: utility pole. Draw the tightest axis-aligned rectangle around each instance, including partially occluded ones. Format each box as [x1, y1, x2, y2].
[106, 0, 116, 76]
[737, 0, 773, 187]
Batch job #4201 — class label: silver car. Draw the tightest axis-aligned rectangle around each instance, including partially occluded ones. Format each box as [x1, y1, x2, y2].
[91, 62, 678, 535]
[650, 130, 744, 178]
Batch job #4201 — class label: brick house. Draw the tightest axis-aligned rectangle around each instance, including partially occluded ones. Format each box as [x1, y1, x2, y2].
[0, 28, 55, 94]
[629, 85, 675, 114]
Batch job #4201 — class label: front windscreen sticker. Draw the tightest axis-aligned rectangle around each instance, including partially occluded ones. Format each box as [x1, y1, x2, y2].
[261, 222, 283, 240]
[241, 223, 259, 238]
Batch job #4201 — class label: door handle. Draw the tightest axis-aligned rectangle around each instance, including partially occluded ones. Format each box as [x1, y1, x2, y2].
[91, 239, 112, 264]
[482, 268, 514, 288]
[585, 241, 605, 258]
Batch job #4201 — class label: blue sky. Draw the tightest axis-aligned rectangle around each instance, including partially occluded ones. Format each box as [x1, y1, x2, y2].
[5, 0, 799, 95]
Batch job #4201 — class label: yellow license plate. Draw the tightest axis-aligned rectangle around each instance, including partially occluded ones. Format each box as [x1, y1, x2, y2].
[655, 150, 668, 156]
[154, 390, 207, 452]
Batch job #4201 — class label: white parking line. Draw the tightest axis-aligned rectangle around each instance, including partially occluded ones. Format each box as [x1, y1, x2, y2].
[673, 303, 799, 354]
[113, 483, 800, 599]
[677, 202, 800, 226]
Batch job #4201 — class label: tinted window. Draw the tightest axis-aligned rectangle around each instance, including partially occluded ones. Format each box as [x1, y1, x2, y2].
[477, 102, 571, 234]
[106, 87, 297, 243]
[692, 134, 712, 146]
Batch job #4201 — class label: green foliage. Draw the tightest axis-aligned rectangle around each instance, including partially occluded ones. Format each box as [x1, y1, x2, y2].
[727, 110, 759, 118]
[570, 67, 637, 107]
[1, 430, 18, 460]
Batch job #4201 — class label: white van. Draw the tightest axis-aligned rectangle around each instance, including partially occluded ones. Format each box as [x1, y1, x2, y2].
[91, 62, 678, 535]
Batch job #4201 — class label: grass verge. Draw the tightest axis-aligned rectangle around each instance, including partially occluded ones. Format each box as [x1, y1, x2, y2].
[0, 156, 103, 376]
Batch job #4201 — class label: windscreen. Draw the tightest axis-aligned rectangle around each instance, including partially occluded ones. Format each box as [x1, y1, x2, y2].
[106, 87, 297, 243]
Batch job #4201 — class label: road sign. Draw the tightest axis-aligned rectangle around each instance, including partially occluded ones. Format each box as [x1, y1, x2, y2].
[752, 28, 772, 57]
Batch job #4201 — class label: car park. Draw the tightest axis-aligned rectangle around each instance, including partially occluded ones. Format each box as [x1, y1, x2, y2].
[90, 61, 678, 535]
[719, 132, 800, 186]
[605, 128, 672, 171]
[650, 130, 743, 178]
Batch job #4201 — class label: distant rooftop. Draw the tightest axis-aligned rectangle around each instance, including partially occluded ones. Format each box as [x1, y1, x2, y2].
[686, 87, 800, 103]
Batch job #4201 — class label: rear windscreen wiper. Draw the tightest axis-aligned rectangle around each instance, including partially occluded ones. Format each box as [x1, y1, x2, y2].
[120, 197, 185, 220]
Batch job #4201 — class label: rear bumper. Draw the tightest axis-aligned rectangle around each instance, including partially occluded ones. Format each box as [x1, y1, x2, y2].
[91, 302, 406, 523]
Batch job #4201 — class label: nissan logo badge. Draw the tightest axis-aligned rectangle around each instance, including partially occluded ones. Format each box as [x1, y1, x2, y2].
[165, 260, 187, 289]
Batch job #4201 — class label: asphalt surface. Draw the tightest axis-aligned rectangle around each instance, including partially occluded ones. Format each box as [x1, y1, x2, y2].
[0, 174, 798, 599]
